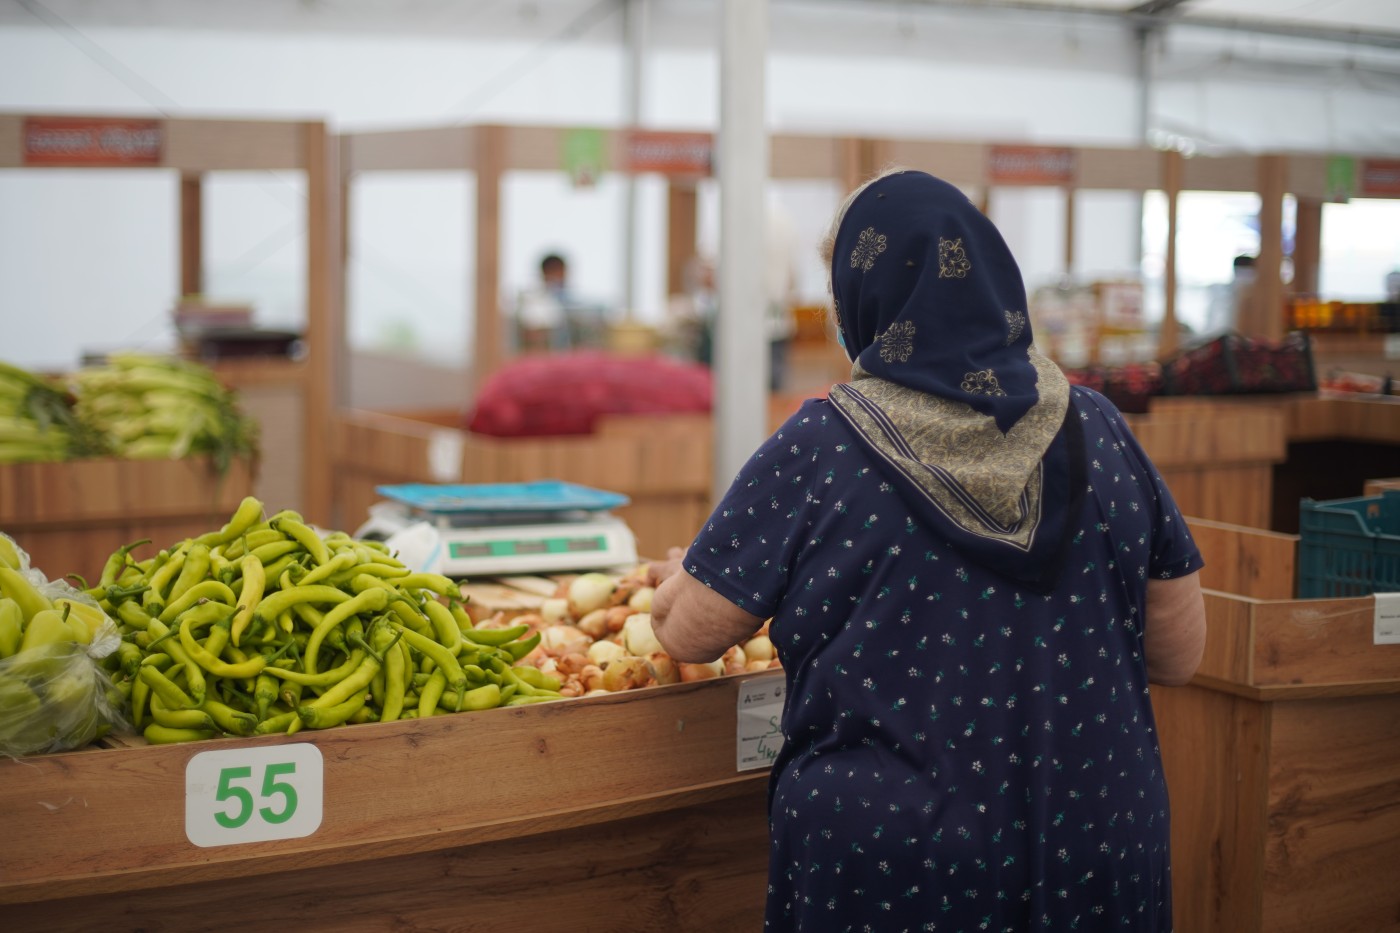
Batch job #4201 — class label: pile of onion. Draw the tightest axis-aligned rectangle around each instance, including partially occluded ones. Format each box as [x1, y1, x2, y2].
[500, 564, 780, 698]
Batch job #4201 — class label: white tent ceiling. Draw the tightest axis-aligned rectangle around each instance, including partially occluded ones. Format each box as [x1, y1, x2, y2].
[2, 0, 1398, 44]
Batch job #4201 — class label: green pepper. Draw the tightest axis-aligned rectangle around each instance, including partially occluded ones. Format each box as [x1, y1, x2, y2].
[297, 688, 368, 729]
[460, 623, 530, 647]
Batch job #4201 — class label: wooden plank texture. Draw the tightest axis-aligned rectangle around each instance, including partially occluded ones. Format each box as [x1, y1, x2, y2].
[1187, 517, 1298, 599]
[0, 457, 255, 582]
[0, 672, 778, 905]
[1262, 697, 1400, 933]
[1251, 596, 1400, 688]
[5, 789, 769, 933]
[1198, 591, 1256, 685]
[1153, 684, 1269, 933]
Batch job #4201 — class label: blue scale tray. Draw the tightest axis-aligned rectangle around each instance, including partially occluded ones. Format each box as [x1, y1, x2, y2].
[375, 481, 630, 516]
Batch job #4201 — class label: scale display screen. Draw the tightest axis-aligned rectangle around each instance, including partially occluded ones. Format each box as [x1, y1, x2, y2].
[449, 535, 608, 559]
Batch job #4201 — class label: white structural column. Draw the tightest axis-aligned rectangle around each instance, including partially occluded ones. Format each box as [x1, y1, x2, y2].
[714, 0, 770, 502]
[622, 0, 649, 319]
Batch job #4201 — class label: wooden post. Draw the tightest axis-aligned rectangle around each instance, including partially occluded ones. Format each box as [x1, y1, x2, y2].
[473, 124, 506, 396]
[838, 136, 863, 194]
[1293, 197, 1322, 298]
[1159, 149, 1183, 359]
[1254, 154, 1287, 341]
[666, 181, 698, 297]
[302, 121, 339, 528]
[1063, 186, 1076, 276]
[178, 174, 202, 297]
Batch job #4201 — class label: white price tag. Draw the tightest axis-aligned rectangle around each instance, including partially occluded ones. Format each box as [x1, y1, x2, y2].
[736, 677, 786, 772]
[1384, 334, 1400, 361]
[1375, 592, 1400, 645]
[185, 744, 324, 848]
[427, 430, 465, 483]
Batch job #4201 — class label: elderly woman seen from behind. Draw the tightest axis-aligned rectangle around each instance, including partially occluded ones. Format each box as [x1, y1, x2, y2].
[648, 169, 1206, 932]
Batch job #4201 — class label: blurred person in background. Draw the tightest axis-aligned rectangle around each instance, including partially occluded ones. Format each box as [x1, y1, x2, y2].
[647, 168, 1206, 932]
[516, 253, 607, 352]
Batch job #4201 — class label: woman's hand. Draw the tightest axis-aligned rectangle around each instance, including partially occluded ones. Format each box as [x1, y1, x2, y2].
[645, 547, 687, 588]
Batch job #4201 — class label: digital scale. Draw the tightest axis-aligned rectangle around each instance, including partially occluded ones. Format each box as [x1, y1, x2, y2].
[355, 481, 638, 577]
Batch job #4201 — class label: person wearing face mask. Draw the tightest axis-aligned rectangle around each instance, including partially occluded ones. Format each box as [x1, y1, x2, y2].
[647, 168, 1206, 932]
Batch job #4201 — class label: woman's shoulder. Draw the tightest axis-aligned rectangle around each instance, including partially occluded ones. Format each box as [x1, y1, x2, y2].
[1066, 384, 1131, 427]
[758, 395, 857, 453]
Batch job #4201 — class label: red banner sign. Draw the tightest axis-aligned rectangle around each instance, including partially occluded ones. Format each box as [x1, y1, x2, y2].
[23, 116, 164, 167]
[1359, 159, 1400, 197]
[623, 131, 713, 176]
[987, 145, 1076, 186]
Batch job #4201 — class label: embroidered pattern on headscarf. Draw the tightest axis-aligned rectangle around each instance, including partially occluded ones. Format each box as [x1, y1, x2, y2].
[938, 237, 971, 278]
[833, 298, 843, 331]
[850, 227, 888, 272]
[962, 370, 1007, 397]
[828, 350, 1069, 549]
[1005, 310, 1026, 346]
[878, 321, 916, 363]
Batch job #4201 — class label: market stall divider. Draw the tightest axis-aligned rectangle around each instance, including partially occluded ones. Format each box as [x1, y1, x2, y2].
[0, 113, 339, 579]
[1154, 517, 1400, 933]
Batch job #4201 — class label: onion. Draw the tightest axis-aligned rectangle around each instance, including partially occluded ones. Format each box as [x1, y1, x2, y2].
[601, 655, 653, 691]
[645, 651, 680, 685]
[586, 639, 628, 666]
[580, 664, 607, 692]
[540, 598, 571, 625]
[604, 605, 633, 633]
[538, 624, 591, 656]
[622, 613, 663, 656]
[742, 635, 775, 662]
[568, 572, 617, 617]
[744, 659, 772, 673]
[576, 608, 610, 639]
[628, 586, 655, 613]
[678, 660, 724, 682]
[556, 652, 590, 676]
[722, 644, 748, 676]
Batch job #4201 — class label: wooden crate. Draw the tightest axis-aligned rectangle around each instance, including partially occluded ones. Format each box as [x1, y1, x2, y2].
[0, 670, 776, 932]
[0, 455, 256, 583]
[331, 409, 714, 560]
[1152, 518, 1400, 933]
[1127, 404, 1288, 528]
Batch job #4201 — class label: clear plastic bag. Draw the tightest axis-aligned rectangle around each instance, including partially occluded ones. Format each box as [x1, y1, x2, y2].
[0, 641, 128, 757]
[0, 532, 127, 757]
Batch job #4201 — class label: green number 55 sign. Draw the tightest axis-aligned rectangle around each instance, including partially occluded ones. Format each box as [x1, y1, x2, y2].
[185, 744, 323, 847]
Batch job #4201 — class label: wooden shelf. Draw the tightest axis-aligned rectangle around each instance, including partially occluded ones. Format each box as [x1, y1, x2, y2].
[0, 455, 255, 583]
[1154, 520, 1400, 933]
[2, 671, 778, 930]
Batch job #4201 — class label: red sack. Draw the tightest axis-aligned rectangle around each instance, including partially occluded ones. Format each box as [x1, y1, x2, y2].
[466, 351, 713, 437]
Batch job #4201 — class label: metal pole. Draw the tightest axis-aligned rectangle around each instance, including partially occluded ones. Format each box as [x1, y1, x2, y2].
[715, 0, 770, 502]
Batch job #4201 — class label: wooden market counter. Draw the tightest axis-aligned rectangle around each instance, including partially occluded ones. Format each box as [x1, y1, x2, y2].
[1150, 393, 1400, 533]
[1154, 518, 1400, 933]
[332, 408, 713, 560]
[0, 670, 776, 932]
[0, 455, 255, 585]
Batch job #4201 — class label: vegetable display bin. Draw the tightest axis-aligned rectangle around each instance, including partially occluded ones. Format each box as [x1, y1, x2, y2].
[1298, 490, 1400, 598]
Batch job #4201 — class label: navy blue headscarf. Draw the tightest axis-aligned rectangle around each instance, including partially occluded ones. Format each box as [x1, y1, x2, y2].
[825, 170, 1081, 591]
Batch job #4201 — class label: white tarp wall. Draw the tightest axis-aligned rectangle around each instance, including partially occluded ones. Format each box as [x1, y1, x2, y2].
[2, 0, 1398, 384]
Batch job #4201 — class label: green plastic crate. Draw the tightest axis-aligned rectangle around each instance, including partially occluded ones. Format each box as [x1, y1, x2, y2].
[1298, 490, 1400, 598]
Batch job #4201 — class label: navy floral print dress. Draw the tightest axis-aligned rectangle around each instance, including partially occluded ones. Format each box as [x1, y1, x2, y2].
[686, 387, 1201, 932]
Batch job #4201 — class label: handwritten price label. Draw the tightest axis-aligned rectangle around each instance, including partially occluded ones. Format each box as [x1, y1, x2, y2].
[736, 676, 786, 772]
[185, 744, 323, 847]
